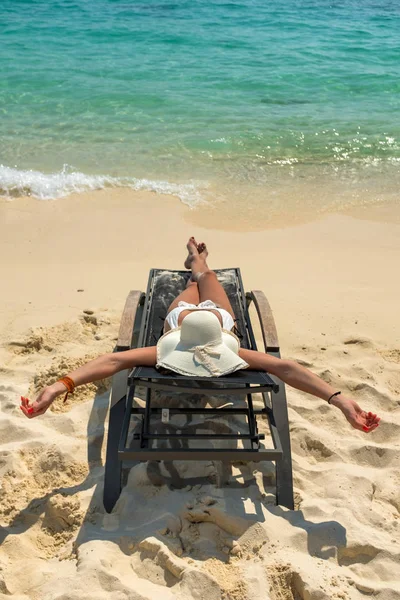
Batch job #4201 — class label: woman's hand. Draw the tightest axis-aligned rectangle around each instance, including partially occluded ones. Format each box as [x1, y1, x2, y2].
[20, 384, 63, 418]
[332, 395, 380, 432]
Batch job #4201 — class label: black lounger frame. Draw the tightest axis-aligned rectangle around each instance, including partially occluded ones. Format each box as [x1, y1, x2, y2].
[103, 269, 294, 512]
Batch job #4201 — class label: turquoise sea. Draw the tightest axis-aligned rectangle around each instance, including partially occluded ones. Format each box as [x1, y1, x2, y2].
[1, 0, 400, 210]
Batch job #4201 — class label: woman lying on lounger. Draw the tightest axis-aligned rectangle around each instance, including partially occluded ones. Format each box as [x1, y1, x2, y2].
[20, 237, 380, 434]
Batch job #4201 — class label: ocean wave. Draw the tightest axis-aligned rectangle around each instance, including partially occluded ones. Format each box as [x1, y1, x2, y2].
[0, 165, 203, 208]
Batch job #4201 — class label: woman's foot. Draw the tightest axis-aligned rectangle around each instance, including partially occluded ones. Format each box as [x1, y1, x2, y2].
[184, 237, 209, 271]
[197, 241, 208, 260]
[184, 237, 199, 269]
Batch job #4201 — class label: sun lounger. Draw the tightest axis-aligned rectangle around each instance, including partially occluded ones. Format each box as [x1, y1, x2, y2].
[103, 268, 294, 512]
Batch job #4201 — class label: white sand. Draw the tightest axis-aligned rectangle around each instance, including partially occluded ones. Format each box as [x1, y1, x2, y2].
[0, 190, 399, 600]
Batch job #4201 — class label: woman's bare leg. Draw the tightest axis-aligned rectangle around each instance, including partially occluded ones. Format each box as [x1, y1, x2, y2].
[185, 237, 236, 320]
[165, 279, 199, 315]
[163, 278, 200, 332]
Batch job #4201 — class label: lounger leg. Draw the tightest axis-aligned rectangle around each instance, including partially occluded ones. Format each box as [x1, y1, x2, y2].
[103, 369, 128, 513]
[103, 290, 143, 513]
[246, 290, 294, 510]
[270, 379, 294, 510]
[103, 397, 125, 513]
[213, 461, 231, 487]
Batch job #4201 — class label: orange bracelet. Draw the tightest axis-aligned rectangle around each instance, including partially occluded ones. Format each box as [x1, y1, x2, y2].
[58, 376, 75, 403]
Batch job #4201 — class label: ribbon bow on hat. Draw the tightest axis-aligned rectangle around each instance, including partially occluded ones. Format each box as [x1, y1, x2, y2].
[188, 341, 222, 376]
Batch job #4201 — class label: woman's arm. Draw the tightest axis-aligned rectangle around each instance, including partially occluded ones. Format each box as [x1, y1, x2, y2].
[21, 344, 380, 432]
[239, 348, 380, 433]
[20, 346, 157, 418]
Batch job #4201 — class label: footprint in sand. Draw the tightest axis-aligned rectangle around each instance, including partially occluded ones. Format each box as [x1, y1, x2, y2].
[134, 535, 257, 600]
[349, 443, 398, 469]
[267, 561, 356, 600]
[377, 487, 400, 515]
[337, 542, 380, 567]
[297, 435, 335, 461]
[132, 537, 222, 600]
[80, 308, 114, 341]
[178, 497, 268, 561]
[349, 365, 377, 383]
[81, 308, 98, 327]
[343, 336, 373, 349]
[290, 357, 314, 368]
[20, 444, 88, 493]
[0, 390, 20, 414]
[7, 332, 51, 355]
[0, 416, 36, 444]
[341, 379, 397, 411]
[266, 563, 306, 600]
[42, 493, 82, 535]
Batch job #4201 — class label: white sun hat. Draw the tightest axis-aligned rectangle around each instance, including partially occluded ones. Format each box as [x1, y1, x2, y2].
[156, 310, 249, 377]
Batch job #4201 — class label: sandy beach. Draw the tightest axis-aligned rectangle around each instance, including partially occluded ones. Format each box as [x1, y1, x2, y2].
[1, 190, 400, 600]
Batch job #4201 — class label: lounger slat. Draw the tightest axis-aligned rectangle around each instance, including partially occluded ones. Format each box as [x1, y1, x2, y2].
[118, 448, 283, 462]
[130, 365, 276, 387]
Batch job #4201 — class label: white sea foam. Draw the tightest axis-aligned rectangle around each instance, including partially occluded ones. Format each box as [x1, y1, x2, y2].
[0, 165, 203, 207]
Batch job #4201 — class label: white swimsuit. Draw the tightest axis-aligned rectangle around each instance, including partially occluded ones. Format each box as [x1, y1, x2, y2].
[164, 300, 235, 332]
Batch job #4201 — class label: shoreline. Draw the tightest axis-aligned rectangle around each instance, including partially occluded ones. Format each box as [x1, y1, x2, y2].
[2, 159, 400, 230]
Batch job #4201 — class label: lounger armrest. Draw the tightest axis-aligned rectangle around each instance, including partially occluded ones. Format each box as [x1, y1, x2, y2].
[116, 290, 144, 350]
[247, 290, 280, 353]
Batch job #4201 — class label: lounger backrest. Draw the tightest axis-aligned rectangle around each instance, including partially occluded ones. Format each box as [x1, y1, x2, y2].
[140, 269, 252, 349]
